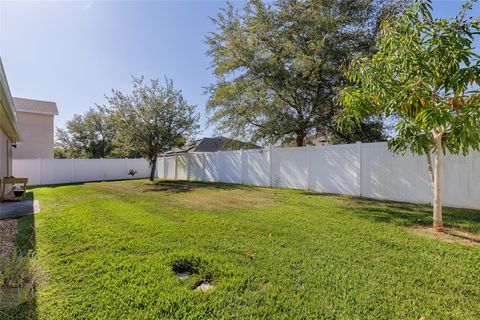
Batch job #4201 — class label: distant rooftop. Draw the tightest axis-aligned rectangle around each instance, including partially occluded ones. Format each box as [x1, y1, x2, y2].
[164, 136, 261, 156]
[13, 97, 58, 116]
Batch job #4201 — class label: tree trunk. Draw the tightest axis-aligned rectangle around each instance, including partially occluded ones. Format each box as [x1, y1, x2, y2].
[433, 135, 443, 232]
[426, 152, 434, 188]
[149, 157, 157, 181]
[295, 132, 306, 147]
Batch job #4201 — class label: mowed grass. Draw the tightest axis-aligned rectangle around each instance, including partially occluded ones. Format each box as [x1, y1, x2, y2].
[3, 179, 480, 319]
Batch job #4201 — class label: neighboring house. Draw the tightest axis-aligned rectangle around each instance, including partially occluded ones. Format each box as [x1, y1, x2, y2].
[12, 97, 58, 159]
[0, 58, 22, 179]
[311, 135, 329, 146]
[163, 137, 261, 156]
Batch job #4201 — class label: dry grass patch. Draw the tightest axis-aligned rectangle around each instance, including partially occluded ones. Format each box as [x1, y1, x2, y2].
[172, 188, 275, 210]
[407, 225, 480, 246]
[94, 180, 276, 210]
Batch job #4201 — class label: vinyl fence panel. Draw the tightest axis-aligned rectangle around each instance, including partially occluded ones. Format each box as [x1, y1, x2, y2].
[217, 151, 242, 184]
[13, 142, 480, 210]
[242, 149, 270, 187]
[176, 155, 189, 180]
[442, 151, 480, 209]
[156, 142, 480, 210]
[13, 158, 151, 185]
[308, 144, 360, 196]
[360, 143, 432, 204]
[165, 157, 176, 179]
[188, 154, 205, 181]
[204, 153, 219, 182]
[271, 147, 307, 189]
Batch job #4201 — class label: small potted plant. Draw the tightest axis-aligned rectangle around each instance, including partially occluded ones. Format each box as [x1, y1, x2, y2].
[13, 185, 25, 198]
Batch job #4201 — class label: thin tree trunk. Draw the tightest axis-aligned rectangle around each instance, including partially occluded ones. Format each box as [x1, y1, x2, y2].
[433, 134, 443, 232]
[149, 157, 157, 181]
[426, 152, 434, 188]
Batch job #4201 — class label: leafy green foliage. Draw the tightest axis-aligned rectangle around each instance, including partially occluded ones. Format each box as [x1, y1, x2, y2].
[340, 0, 480, 156]
[104, 77, 199, 180]
[55, 107, 116, 159]
[7, 180, 480, 318]
[206, 0, 394, 146]
[55, 78, 199, 164]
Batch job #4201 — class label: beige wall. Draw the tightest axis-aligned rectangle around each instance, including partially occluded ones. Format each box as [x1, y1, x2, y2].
[13, 111, 54, 159]
[0, 127, 12, 178]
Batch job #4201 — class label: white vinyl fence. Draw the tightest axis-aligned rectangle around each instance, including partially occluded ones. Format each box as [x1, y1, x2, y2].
[13, 158, 151, 186]
[11, 143, 480, 209]
[157, 142, 480, 210]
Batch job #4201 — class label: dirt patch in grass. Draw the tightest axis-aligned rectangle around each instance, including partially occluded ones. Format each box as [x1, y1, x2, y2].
[407, 225, 480, 246]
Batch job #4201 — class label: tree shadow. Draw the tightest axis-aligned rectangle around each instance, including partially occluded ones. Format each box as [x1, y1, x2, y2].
[1, 191, 38, 319]
[350, 198, 480, 234]
[301, 191, 480, 234]
[143, 180, 249, 194]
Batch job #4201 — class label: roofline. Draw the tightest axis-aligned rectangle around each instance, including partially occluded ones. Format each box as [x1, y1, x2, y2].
[0, 57, 22, 141]
[16, 108, 59, 116]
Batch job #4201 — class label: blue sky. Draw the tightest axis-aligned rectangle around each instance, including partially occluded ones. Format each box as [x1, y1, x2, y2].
[0, 1, 477, 138]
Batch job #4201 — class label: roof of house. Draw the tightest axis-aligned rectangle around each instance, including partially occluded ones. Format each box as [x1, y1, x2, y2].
[163, 137, 261, 156]
[13, 97, 59, 116]
[0, 58, 22, 142]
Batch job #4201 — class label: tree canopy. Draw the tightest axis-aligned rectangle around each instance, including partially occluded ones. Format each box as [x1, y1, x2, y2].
[105, 77, 199, 180]
[55, 107, 115, 159]
[339, 0, 480, 231]
[206, 0, 395, 146]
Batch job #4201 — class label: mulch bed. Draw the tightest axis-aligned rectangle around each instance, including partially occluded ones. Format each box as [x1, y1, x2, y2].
[407, 225, 480, 246]
[0, 219, 18, 258]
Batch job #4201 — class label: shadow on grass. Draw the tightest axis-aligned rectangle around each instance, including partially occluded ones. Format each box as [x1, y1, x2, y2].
[1, 191, 38, 319]
[26, 177, 148, 190]
[144, 180, 247, 194]
[301, 191, 480, 233]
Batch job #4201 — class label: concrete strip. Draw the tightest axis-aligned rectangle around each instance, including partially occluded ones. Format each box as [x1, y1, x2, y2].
[0, 200, 40, 220]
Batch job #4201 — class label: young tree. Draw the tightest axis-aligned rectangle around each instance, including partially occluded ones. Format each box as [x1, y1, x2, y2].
[339, 0, 480, 232]
[105, 77, 199, 181]
[206, 0, 395, 146]
[55, 107, 115, 159]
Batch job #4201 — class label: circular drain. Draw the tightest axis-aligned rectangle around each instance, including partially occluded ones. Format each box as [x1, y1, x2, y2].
[170, 255, 214, 290]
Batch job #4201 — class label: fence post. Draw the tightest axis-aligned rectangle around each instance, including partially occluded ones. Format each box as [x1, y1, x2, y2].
[305, 145, 310, 190]
[39, 158, 43, 185]
[268, 146, 273, 187]
[163, 156, 166, 179]
[241, 149, 245, 184]
[357, 141, 362, 197]
[202, 153, 206, 181]
[71, 159, 75, 182]
[174, 154, 178, 180]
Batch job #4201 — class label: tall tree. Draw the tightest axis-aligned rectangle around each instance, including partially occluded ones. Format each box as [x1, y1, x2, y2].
[339, 0, 480, 232]
[55, 107, 115, 159]
[206, 0, 394, 146]
[105, 77, 199, 181]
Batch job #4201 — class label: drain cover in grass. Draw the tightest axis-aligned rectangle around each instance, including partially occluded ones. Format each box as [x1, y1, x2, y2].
[194, 281, 214, 292]
[176, 272, 190, 280]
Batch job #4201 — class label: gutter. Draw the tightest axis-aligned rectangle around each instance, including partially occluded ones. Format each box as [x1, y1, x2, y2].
[0, 57, 22, 142]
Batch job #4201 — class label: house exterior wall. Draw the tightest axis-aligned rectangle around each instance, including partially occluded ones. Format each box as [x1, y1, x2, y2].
[13, 111, 54, 159]
[0, 128, 12, 178]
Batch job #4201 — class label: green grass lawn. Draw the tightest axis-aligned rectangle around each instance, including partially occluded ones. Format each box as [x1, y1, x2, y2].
[3, 179, 480, 319]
